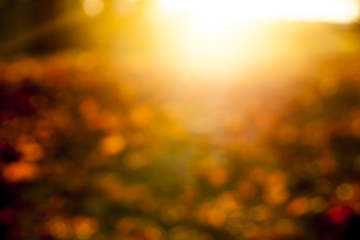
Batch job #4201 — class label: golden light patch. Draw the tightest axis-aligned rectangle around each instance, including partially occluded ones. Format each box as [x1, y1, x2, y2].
[336, 183, 354, 201]
[242, 223, 260, 239]
[263, 186, 288, 205]
[298, 87, 318, 106]
[287, 197, 309, 216]
[83, 0, 104, 17]
[79, 98, 100, 118]
[207, 208, 226, 227]
[49, 221, 73, 239]
[97, 112, 122, 133]
[262, 171, 289, 204]
[310, 196, 327, 213]
[279, 125, 299, 143]
[351, 118, 360, 138]
[73, 216, 98, 240]
[251, 205, 271, 221]
[144, 227, 162, 240]
[115, 217, 137, 234]
[206, 168, 228, 187]
[319, 77, 339, 96]
[130, 106, 153, 129]
[99, 174, 123, 201]
[100, 134, 127, 155]
[2, 161, 37, 182]
[17, 142, 43, 162]
[125, 153, 151, 169]
[239, 181, 257, 199]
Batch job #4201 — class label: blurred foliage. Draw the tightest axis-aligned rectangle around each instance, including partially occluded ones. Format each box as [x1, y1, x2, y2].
[2, 50, 360, 240]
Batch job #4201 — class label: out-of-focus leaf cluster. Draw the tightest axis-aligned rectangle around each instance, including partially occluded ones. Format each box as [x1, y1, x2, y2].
[1, 51, 360, 240]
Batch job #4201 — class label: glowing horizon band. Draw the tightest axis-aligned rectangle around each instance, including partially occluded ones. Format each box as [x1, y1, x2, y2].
[159, 0, 359, 24]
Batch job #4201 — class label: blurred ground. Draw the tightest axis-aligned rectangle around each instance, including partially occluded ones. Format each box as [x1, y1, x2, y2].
[2, 1, 360, 240]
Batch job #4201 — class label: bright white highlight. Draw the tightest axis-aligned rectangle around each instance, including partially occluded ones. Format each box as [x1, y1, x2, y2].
[159, 0, 359, 25]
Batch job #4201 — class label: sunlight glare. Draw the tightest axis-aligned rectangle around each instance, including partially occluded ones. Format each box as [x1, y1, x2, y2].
[152, 0, 360, 83]
[159, 0, 190, 11]
[159, 0, 359, 25]
[83, 0, 104, 17]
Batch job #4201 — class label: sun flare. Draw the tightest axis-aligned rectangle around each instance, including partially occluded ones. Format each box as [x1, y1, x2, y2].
[160, 0, 359, 26]
[150, 0, 360, 83]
